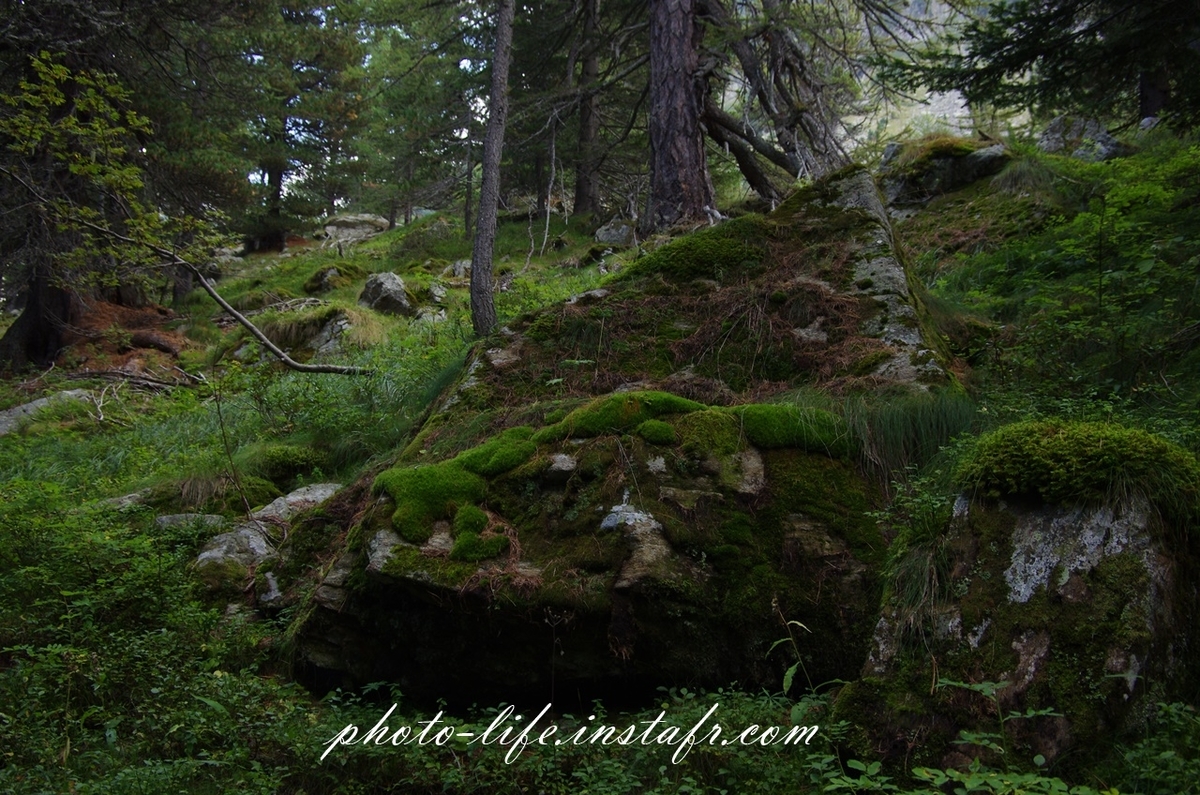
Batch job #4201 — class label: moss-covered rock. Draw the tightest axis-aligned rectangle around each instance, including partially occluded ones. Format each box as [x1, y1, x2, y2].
[955, 420, 1200, 527]
[840, 494, 1200, 773]
[373, 461, 486, 543]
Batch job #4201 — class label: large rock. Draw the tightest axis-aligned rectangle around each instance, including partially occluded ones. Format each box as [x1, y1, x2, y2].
[278, 165, 957, 704]
[358, 273, 415, 317]
[194, 483, 341, 591]
[594, 219, 636, 247]
[880, 141, 1010, 206]
[1038, 116, 1132, 162]
[322, 213, 390, 243]
[194, 520, 277, 591]
[839, 495, 1198, 769]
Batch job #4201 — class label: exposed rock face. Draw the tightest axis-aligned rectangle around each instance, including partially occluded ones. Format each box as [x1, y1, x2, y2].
[193, 483, 340, 591]
[841, 496, 1198, 768]
[358, 273, 415, 317]
[322, 213, 390, 243]
[880, 142, 1010, 206]
[1038, 116, 1132, 162]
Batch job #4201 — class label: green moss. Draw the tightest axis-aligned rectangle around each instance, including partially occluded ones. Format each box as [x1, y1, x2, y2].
[453, 504, 488, 536]
[635, 419, 676, 445]
[453, 426, 537, 476]
[675, 409, 742, 458]
[955, 420, 1200, 525]
[303, 262, 366, 293]
[449, 531, 510, 562]
[620, 215, 773, 282]
[531, 391, 703, 443]
[850, 348, 893, 377]
[382, 544, 477, 584]
[232, 442, 328, 487]
[890, 135, 987, 174]
[373, 461, 486, 543]
[762, 449, 883, 564]
[725, 403, 850, 457]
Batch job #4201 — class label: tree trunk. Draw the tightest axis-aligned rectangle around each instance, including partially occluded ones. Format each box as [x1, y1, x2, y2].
[0, 269, 77, 371]
[647, 0, 714, 231]
[573, 0, 603, 216]
[470, 0, 516, 338]
[463, 131, 474, 241]
[1139, 69, 1170, 119]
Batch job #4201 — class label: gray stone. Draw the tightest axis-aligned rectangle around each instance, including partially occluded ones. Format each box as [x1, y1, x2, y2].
[594, 219, 636, 247]
[1038, 116, 1131, 161]
[565, 288, 609, 306]
[253, 483, 341, 523]
[366, 529, 406, 575]
[358, 273, 415, 317]
[0, 390, 91, 436]
[315, 552, 359, 610]
[545, 453, 577, 484]
[323, 213, 390, 243]
[441, 259, 471, 279]
[881, 143, 1010, 206]
[194, 521, 276, 589]
[602, 493, 677, 591]
[428, 282, 448, 304]
[415, 307, 447, 324]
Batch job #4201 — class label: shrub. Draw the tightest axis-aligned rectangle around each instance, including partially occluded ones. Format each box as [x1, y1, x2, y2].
[233, 442, 328, 487]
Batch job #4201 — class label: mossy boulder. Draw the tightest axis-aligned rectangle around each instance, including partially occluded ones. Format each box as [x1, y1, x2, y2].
[880, 135, 1011, 206]
[293, 388, 886, 704]
[839, 490, 1200, 772]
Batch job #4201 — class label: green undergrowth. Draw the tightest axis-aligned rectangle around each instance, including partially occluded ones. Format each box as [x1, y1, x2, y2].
[619, 214, 775, 282]
[929, 134, 1200, 410]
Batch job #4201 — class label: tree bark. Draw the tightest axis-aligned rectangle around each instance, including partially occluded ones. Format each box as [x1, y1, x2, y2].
[470, 0, 516, 338]
[646, 0, 715, 231]
[0, 269, 76, 371]
[573, 0, 603, 216]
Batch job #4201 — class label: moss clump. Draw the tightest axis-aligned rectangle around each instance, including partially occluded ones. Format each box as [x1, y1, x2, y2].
[532, 391, 703, 443]
[676, 409, 742, 458]
[449, 532, 510, 562]
[636, 419, 676, 445]
[373, 461, 486, 543]
[955, 420, 1200, 524]
[453, 504, 488, 536]
[453, 427, 536, 476]
[889, 135, 986, 173]
[726, 404, 849, 456]
[233, 442, 328, 487]
[303, 262, 366, 294]
[620, 215, 773, 282]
